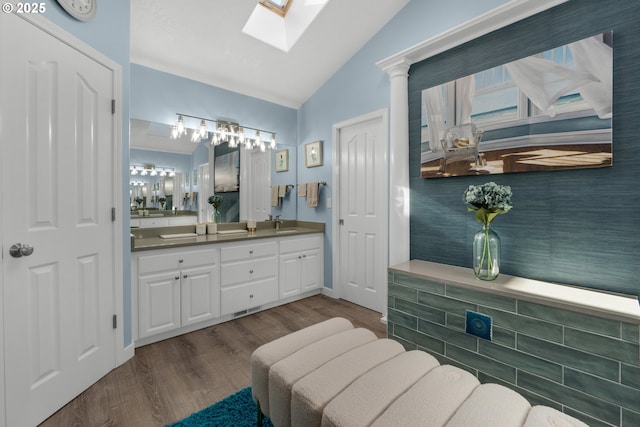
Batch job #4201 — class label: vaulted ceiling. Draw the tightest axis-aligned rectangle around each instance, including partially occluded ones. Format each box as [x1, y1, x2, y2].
[130, 0, 409, 109]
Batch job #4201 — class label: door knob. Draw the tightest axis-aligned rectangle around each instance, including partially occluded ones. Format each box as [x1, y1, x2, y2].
[10, 243, 34, 258]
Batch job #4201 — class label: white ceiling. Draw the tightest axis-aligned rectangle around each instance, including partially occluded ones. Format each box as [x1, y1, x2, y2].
[130, 0, 409, 109]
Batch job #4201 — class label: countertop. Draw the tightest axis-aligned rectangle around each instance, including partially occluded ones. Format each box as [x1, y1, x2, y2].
[131, 220, 324, 251]
[390, 260, 640, 324]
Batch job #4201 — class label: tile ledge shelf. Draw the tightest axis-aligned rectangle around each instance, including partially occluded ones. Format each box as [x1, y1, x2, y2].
[389, 260, 640, 324]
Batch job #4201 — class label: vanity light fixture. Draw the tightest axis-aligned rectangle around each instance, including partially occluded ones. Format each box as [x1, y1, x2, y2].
[170, 113, 277, 150]
[130, 164, 176, 179]
[170, 114, 189, 140]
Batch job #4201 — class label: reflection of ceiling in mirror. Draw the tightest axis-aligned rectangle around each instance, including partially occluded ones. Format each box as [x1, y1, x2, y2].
[130, 119, 199, 155]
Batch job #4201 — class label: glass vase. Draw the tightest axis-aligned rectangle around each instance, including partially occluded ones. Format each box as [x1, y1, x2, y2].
[211, 208, 222, 224]
[473, 223, 500, 280]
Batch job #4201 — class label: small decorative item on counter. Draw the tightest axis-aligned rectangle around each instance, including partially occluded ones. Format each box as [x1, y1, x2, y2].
[247, 219, 257, 232]
[135, 197, 144, 208]
[463, 181, 513, 281]
[207, 223, 218, 234]
[196, 223, 206, 235]
[208, 194, 223, 223]
[158, 197, 167, 210]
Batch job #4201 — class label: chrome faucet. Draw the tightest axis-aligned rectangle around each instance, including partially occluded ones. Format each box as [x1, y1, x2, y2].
[274, 215, 283, 230]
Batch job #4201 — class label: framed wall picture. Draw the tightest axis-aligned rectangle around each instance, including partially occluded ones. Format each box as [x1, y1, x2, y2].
[305, 140, 323, 168]
[275, 149, 289, 172]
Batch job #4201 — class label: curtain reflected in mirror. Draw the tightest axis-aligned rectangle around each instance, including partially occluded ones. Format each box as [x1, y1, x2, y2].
[421, 32, 613, 179]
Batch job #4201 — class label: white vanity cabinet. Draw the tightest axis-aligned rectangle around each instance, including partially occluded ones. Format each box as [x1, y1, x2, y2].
[220, 240, 278, 316]
[135, 247, 219, 339]
[279, 235, 323, 298]
[132, 231, 324, 346]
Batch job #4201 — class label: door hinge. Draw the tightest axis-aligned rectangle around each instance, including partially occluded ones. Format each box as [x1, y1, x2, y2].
[111, 207, 116, 222]
[111, 99, 116, 115]
[112, 314, 117, 329]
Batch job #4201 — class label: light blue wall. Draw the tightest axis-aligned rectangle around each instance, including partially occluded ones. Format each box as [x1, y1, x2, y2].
[297, 0, 510, 289]
[41, 0, 133, 345]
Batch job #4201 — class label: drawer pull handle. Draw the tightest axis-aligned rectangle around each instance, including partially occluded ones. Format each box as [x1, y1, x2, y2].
[183, 274, 188, 278]
[175, 276, 180, 280]
[249, 250, 254, 254]
[178, 259, 184, 263]
[249, 269, 254, 274]
[249, 294, 254, 298]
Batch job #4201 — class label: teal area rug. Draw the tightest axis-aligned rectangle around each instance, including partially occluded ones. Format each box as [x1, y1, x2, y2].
[167, 387, 274, 427]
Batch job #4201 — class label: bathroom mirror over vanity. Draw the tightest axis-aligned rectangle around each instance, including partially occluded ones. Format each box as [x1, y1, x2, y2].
[129, 118, 297, 224]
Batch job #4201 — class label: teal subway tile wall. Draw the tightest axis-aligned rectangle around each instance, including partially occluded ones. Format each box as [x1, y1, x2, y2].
[388, 272, 640, 427]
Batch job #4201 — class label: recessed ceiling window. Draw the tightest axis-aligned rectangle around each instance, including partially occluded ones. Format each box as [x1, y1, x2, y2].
[259, 0, 293, 17]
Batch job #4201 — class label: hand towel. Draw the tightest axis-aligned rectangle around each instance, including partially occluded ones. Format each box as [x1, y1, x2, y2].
[278, 184, 286, 198]
[271, 185, 280, 207]
[306, 182, 319, 208]
[298, 183, 307, 197]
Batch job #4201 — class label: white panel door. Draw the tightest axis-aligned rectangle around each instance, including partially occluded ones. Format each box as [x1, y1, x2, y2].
[199, 162, 211, 222]
[1, 14, 117, 427]
[244, 149, 271, 220]
[336, 112, 388, 313]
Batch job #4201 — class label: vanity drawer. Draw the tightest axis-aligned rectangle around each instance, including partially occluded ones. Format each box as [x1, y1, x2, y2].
[220, 277, 278, 316]
[221, 240, 277, 263]
[138, 217, 170, 228]
[279, 235, 322, 254]
[168, 216, 197, 226]
[220, 257, 277, 287]
[137, 248, 217, 275]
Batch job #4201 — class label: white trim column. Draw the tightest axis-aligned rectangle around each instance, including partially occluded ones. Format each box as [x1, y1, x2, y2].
[383, 59, 411, 266]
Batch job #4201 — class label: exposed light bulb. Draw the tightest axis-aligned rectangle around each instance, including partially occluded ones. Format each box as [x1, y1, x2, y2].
[160, 169, 167, 177]
[270, 133, 276, 149]
[130, 167, 138, 176]
[170, 125, 179, 140]
[140, 169, 148, 176]
[199, 119, 207, 138]
[238, 127, 245, 144]
[177, 115, 185, 135]
[150, 168, 157, 177]
[169, 169, 175, 177]
[255, 130, 261, 145]
[191, 129, 201, 143]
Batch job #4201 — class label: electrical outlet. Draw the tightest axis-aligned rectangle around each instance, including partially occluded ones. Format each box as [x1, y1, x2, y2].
[465, 310, 493, 341]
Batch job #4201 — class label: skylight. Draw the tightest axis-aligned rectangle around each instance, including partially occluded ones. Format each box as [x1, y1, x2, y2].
[259, 0, 293, 18]
[243, 0, 329, 52]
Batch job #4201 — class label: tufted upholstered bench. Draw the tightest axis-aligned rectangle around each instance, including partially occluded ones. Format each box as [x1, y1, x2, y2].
[250, 317, 589, 427]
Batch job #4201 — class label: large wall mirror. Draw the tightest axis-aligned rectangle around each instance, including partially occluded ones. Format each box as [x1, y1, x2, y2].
[420, 32, 612, 178]
[130, 118, 297, 222]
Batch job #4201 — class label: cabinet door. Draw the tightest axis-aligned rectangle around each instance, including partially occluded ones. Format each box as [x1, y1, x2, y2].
[301, 248, 323, 292]
[181, 265, 220, 327]
[138, 271, 181, 338]
[279, 252, 302, 298]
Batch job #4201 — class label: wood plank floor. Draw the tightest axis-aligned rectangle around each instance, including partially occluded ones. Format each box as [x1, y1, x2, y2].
[38, 295, 386, 427]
